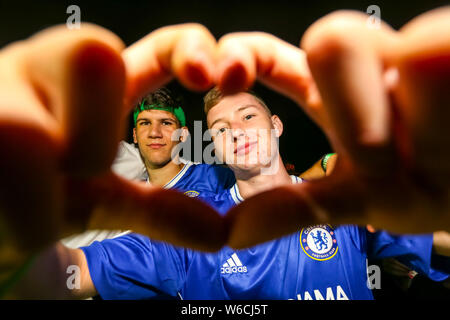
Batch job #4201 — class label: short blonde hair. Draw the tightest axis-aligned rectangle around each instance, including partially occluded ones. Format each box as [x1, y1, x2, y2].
[203, 87, 272, 117]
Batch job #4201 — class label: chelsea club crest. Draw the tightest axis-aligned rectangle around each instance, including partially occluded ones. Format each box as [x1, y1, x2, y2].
[300, 224, 338, 261]
[184, 190, 200, 198]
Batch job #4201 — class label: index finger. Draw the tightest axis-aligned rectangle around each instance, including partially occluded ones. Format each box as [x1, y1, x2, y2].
[216, 32, 327, 129]
[123, 23, 217, 109]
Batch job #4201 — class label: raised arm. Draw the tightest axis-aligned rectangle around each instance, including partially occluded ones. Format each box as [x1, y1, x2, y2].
[0, 22, 227, 298]
[215, 7, 450, 248]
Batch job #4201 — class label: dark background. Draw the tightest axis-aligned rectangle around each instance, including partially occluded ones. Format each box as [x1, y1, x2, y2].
[1, 0, 448, 172]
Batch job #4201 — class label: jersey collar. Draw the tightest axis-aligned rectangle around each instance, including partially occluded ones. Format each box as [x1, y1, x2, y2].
[230, 175, 303, 205]
[146, 161, 194, 189]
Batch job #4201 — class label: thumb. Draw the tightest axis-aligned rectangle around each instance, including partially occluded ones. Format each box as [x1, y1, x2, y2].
[64, 172, 228, 252]
[225, 163, 369, 249]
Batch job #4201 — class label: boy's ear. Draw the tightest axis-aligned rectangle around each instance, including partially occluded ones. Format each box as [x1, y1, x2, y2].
[179, 127, 190, 142]
[133, 127, 138, 144]
[271, 115, 283, 138]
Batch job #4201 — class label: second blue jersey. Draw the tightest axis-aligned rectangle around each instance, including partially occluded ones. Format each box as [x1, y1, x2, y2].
[159, 161, 235, 198]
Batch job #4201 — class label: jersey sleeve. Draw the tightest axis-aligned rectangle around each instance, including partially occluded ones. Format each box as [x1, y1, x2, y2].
[366, 230, 450, 282]
[80, 233, 189, 299]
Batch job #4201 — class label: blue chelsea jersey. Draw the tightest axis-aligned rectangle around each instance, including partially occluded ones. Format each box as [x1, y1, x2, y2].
[81, 176, 449, 300]
[158, 161, 235, 198]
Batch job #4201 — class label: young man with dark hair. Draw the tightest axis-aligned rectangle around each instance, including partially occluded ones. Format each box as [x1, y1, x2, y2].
[116, 86, 235, 194]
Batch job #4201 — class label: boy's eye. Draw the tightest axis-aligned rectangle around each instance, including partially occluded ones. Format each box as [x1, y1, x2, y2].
[139, 121, 150, 126]
[217, 127, 228, 135]
[162, 121, 173, 126]
[244, 114, 255, 120]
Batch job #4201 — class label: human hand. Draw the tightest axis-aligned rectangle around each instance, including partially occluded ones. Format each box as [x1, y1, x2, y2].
[0, 23, 226, 271]
[217, 7, 450, 248]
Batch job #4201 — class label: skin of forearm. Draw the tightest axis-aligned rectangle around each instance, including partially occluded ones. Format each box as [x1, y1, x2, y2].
[433, 231, 450, 257]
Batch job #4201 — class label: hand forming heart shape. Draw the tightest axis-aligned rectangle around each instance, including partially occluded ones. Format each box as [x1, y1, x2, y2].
[0, 7, 449, 267]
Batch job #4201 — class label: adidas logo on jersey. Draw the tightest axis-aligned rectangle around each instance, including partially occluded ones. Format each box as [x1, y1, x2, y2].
[221, 253, 248, 274]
